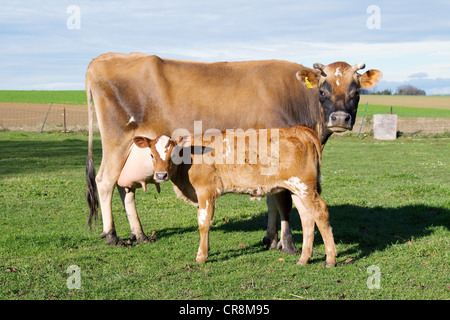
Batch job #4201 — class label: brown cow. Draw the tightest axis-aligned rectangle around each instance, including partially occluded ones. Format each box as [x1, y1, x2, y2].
[132, 125, 337, 267]
[85, 53, 382, 249]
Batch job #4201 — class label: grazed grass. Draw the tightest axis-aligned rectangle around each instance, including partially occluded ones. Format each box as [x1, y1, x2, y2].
[0, 131, 448, 301]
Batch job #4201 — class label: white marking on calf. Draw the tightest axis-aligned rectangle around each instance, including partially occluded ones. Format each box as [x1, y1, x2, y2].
[155, 135, 171, 161]
[284, 177, 308, 199]
[198, 200, 209, 226]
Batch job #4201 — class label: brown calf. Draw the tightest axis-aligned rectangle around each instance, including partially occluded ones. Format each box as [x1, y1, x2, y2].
[133, 125, 337, 267]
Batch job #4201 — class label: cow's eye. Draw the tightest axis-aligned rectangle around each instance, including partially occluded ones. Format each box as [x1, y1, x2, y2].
[151, 153, 155, 159]
[319, 90, 326, 97]
[350, 90, 360, 98]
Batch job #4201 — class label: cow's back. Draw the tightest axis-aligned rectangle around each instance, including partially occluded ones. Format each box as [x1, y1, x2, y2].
[86, 53, 321, 138]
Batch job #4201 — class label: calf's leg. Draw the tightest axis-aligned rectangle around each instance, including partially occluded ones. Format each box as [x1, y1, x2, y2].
[195, 195, 216, 263]
[291, 195, 315, 265]
[292, 192, 337, 267]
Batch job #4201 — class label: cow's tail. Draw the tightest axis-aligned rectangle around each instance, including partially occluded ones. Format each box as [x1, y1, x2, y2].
[304, 128, 323, 195]
[86, 83, 99, 228]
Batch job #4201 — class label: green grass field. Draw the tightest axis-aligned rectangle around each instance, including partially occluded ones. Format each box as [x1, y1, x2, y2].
[0, 131, 448, 300]
[0, 90, 87, 105]
[355, 104, 450, 118]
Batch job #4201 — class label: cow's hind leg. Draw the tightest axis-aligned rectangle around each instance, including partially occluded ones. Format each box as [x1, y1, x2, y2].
[263, 192, 298, 254]
[96, 141, 133, 246]
[118, 186, 153, 243]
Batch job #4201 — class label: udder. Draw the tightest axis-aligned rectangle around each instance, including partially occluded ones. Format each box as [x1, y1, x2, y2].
[117, 143, 155, 191]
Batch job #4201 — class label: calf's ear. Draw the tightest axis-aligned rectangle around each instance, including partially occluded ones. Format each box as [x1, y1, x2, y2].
[176, 135, 192, 148]
[360, 69, 383, 89]
[133, 136, 151, 148]
[296, 69, 320, 89]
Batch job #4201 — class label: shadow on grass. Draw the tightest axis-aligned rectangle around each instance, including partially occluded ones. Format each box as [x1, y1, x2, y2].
[0, 137, 100, 177]
[155, 203, 449, 262]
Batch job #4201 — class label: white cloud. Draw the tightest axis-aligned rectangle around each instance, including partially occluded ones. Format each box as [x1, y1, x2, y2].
[1, 1, 450, 93]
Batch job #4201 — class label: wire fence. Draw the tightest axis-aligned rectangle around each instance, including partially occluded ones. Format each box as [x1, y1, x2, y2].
[0, 103, 98, 132]
[0, 102, 448, 135]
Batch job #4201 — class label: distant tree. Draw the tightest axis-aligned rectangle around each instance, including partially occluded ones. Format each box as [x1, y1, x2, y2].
[396, 85, 426, 96]
[377, 89, 392, 95]
[361, 88, 392, 95]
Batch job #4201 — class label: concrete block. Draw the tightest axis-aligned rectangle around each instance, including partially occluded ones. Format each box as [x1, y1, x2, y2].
[374, 114, 397, 140]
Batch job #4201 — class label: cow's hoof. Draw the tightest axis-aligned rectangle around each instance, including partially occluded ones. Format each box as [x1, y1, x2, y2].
[276, 235, 299, 255]
[262, 236, 278, 250]
[129, 230, 156, 244]
[100, 230, 130, 247]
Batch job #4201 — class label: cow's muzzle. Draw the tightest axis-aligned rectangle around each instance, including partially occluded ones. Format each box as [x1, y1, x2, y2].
[154, 172, 169, 182]
[327, 111, 352, 132]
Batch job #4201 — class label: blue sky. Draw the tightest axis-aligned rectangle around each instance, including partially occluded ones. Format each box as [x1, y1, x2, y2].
[1, 0, 450, 94]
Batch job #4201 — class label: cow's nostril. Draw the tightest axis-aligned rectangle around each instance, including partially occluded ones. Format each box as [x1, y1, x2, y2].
[331, 115, 337, 121]
[345, 115, 351, 122]
[155, 172, 168, 180]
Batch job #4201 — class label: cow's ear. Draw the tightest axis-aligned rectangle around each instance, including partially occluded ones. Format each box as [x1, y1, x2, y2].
[133, 136, 151, 148]
[296, 69, 320, 89]
[360, 69, 383, 89]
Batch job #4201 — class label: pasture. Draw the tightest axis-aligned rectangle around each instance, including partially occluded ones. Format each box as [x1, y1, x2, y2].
[0, 131, 448, 300]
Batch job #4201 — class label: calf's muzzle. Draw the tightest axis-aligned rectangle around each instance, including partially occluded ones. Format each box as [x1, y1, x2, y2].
[154, 172, 169, 182]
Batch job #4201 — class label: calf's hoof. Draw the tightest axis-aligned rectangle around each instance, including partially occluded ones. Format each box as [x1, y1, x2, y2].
[323, 262, 336, 268]
[195, 255, 208, 264]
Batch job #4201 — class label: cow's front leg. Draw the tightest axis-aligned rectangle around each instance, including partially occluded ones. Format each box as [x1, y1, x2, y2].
[117, 186, 153, 243]
[264, 192, 298, 254]
[195, 195, 216, 263]
[263, 194, 278, 250]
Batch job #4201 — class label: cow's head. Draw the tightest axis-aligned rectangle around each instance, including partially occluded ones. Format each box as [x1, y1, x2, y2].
[133, 135, 178, 183]
[297, 62, 382, 133]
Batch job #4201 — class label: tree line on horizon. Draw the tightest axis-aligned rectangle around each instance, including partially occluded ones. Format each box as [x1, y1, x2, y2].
[362, 84, 426, 96]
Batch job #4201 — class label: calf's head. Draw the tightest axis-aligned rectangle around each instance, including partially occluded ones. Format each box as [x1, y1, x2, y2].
[297, 62, 382, 133]
[133, 135, 178, 183]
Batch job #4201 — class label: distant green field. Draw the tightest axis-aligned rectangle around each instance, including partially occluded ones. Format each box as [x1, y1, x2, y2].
[0, 90, 86, 105]
[356, 104, 450, 118]
[0, 91, 449, 118]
